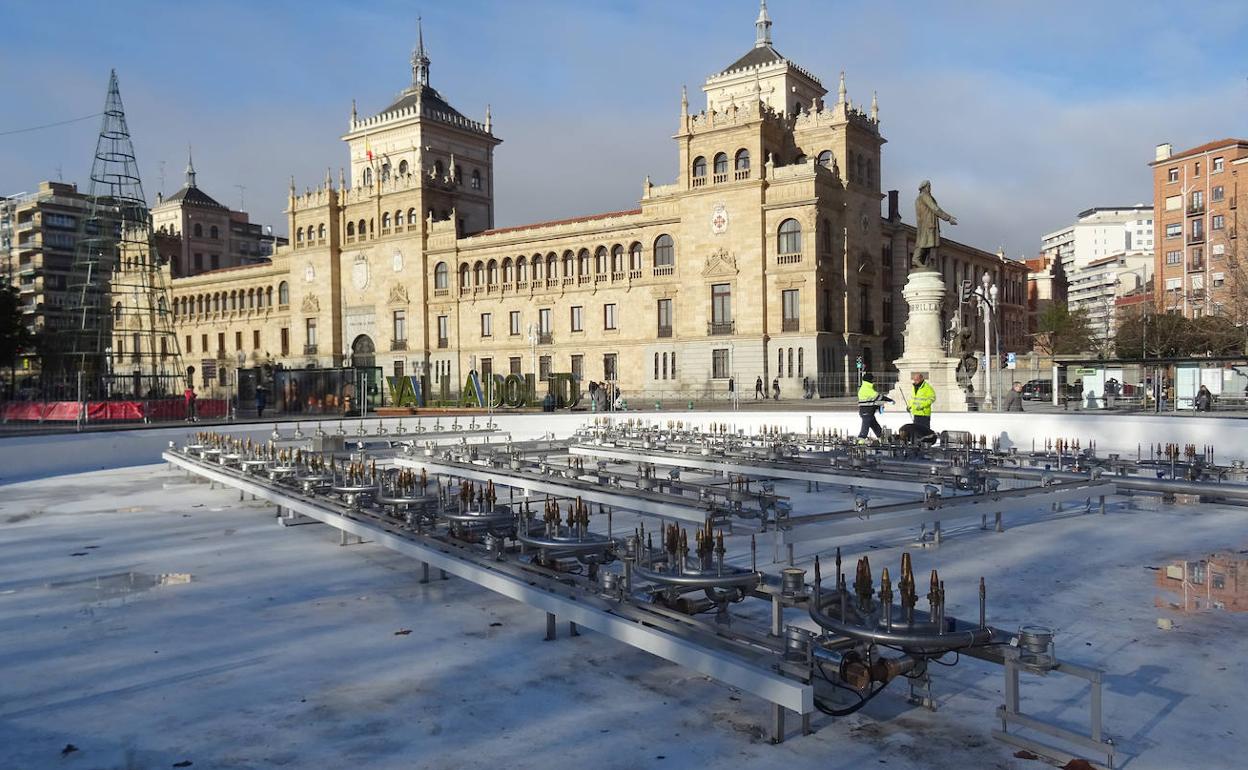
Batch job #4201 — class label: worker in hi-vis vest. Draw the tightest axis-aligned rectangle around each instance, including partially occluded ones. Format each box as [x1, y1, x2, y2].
[908, 371, 937, 441]
[856, 373, 894, 440]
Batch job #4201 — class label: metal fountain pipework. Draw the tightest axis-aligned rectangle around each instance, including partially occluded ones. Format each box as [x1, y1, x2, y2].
[163, 424, 1120, 768]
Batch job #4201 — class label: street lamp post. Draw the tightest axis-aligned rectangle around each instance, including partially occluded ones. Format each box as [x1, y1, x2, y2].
[976, 272, 998, 410]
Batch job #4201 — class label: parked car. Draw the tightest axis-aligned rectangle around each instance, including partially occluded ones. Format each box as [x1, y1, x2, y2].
[1021, 379, 1082, 401]
[1021, 380, 1051, 401]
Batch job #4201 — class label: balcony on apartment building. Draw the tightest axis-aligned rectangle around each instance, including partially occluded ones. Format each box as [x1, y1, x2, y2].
[707, 320, 735, 336]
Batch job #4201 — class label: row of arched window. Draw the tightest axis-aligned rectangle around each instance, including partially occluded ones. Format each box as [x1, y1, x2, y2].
[433, 235, 677, 293]
[692, 149, 750, 185]
[295, 206, 454, 249]
[362, 160, 483, 191]
[690, 147, 875, 186]
[296, 223, 326, 244]
[172, 281, 289, 318]
[191, 223, 219, 239]
[654, 351, 677, 380]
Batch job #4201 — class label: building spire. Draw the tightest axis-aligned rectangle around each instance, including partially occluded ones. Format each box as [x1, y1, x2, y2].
[184, 146, 196, 188]
[871, 90, 878, 121]
[680, 85, 688, 116]
[412, 16, 431, 87]
[754, 0, 772, 48]
[838, 71, 847, 105]
[485, 103, 492, 133]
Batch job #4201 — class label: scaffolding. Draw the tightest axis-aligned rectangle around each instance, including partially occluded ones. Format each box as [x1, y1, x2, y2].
[66, 70, 184, 398]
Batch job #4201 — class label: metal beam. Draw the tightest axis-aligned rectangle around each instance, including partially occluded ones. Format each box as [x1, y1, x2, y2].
[569, 444, 930, 494]
[394, 455, 714, 524]
[164, 452, 811, 714]
[783, 481, 1118, 542]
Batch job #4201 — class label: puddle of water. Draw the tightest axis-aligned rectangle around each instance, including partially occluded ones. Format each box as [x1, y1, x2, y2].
[48, 571, 193, 601]
[1154, 551, 1247, 614]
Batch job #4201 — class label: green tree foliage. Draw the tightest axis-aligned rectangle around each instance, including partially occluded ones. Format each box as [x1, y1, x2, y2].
[0, 284, 33, 367]
[1034, 304, 1095, 355]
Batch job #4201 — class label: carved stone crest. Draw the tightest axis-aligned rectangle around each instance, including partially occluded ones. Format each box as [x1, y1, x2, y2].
[702, 248, 738, 277]
[352, 254, 370, 290]
[388, 284, 409, 304]
[301, 295, 320, 313]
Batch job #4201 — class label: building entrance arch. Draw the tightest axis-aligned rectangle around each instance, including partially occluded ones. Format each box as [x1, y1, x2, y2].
[351, 334, 376, 369]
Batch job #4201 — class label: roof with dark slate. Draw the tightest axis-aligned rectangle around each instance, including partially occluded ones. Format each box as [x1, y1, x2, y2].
[720, 44, 785, 74]
[162, 184, 226, 210]
[380, 85, 465, 121]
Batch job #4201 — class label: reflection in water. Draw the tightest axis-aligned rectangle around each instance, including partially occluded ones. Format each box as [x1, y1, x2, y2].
[1155, 553, 1247, 613]
[48, 571, 193, 601]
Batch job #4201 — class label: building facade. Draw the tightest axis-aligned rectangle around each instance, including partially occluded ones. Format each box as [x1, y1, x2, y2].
[152, 155, 285, 278]
[1066, 252, 1153, 348]
[1041, 205, 1153, 273]
[1025, 253, 1067, 335]
[164, 6, 1027, 400]
[1151, 139, 1248, 318]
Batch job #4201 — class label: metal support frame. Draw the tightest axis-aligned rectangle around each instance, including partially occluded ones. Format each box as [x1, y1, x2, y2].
[164, 451, 813, 717]
[994, 650, 1115, 769]
[570, 444, 931, 494]
[396, 456, 715, 523]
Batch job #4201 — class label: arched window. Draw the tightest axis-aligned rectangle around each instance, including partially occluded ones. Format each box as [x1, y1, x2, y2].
[653, 234, 674, 267]
[778, 347, 784, 375]
[787, 347, 794, 377]
[713, 152, 728, 175]
[662, 352, 668, 379]
[797, 348, 804, 377]
[358, 219, 366, 238]
[346, 221, 355, 237]
[778, 218, 802, 255]
[578, 249, 590, 275]
[266, 286, 273, 306]
[594, 246, 607, 273]
[398, 159, 409, 176]
[532, 256, 543, 282]
[278, 281, 289, 305]
[654, 353, 659, 380]
[735, 149, 750, 171]
[317, 223, 326, 240]
[363, 167, 373, 186]
[502, 258, 514, 283]
[434, 262, 449, 289]
[474, 261, 485, 286]
[563, 250, 575, 277]
[454, 165, 462, 185]
[459, 263, 470, 288]
[381, 163, 391, 182]
[546, 253, 557, 280]
[193, 223, 203, 237]
[611, 244, 624, 272]
[692, 156, 706, 178]
[381, 212, 391, 230]
[487, 259, 498, 285]
[407, 207, 417, 225]
[296, 228, 304, 243]
[671, 352, 677, 377]
[434, 160, 443, 178]
[516, 256, 527, 282]
[248, 289, 256, 309]
[629, 242, 643, 271]
[817, 150, 832, 169]
[471, 169, 481, 190]
[369, 218, 374, 234]
[395, 210, 404, 228]
[822, 218, 832, 254]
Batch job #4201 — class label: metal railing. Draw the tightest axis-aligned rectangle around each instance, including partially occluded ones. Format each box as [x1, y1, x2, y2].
[708, 320, 734, 336]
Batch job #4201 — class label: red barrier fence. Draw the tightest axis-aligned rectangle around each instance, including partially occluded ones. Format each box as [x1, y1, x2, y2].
[1, 399, 228, 423]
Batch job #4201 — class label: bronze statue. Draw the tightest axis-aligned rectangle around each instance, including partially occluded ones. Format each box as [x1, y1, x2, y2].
[911, 180, 957, 271]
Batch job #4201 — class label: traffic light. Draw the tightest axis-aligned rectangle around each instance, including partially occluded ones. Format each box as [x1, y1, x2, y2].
[960, 280, 974, 303]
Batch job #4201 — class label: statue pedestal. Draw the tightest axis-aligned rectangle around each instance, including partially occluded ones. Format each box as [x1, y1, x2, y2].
[888, 270, 974, 413]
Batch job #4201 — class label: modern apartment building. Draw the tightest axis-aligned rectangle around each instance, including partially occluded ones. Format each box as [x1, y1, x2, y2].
[1066, 252, 1153, 347]
[1151, 139, 1248, 317]
[1041, 206, 1154, 272]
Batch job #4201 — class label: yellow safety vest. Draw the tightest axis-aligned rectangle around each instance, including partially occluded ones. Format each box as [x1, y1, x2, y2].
[857, 381, 879, 405]
[911, 380, 936, 416]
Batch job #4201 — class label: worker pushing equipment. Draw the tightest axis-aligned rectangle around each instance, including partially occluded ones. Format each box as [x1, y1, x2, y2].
[856, 373, 894, 440]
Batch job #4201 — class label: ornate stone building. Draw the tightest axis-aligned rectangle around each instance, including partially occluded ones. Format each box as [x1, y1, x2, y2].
[165, 5, 1027, 399]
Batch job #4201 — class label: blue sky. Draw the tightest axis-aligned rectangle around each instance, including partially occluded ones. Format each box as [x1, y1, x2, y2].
[2, 0, 1246, 258]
